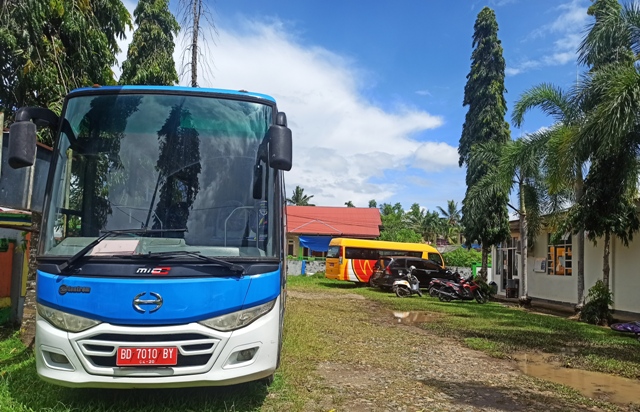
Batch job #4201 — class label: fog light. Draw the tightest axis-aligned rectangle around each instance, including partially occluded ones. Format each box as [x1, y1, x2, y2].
[237, 348, 257, 362]
[49, 352, 70, 364]
[225, 346, 259, 367]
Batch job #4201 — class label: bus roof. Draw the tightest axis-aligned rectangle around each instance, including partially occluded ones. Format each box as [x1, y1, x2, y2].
[67, 85, 277, 103]
[328, 238, 439, 253]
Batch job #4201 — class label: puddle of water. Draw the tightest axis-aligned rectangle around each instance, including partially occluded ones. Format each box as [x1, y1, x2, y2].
[516, 353, 640, 405]
[392, 311, 439, 325]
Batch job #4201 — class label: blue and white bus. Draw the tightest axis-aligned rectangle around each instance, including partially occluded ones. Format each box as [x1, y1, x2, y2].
[8, 86, 292, 388]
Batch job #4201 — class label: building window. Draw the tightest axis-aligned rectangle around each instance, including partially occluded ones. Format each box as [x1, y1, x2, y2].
[547, 233, 572, 276]
[287, 240, 295, 256]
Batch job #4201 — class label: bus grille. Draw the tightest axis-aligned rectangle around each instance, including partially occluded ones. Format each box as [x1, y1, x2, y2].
[73, 331, 220, 377]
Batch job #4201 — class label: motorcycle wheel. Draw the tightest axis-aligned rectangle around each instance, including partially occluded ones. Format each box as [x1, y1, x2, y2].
[429, 286, 439, 297]
[438, 290, 452, 302]
[395, 286, 411, 298]
[475, 290, 487, 304]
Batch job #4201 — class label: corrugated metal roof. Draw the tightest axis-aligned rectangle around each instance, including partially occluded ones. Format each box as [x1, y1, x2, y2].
[286, 206, 381, 237]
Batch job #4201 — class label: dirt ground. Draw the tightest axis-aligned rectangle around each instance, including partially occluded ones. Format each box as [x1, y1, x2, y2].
[287, 289, 633, 412]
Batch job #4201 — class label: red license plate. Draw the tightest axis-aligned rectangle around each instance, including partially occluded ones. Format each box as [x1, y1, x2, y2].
[116, 347, 178, 366]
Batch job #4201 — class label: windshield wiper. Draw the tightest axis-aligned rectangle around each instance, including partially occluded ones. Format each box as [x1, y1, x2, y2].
[56, 228, 187, 273]
[133, 251, 245, 274]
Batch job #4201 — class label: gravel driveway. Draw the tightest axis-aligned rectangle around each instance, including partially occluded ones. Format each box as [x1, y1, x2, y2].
[287, 290, 627, 412]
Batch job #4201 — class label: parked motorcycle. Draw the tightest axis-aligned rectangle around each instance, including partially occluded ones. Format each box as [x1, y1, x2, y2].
[392, 266, 423, 298]
[428, 271, 462, 297]
[432, 274, 487, 303]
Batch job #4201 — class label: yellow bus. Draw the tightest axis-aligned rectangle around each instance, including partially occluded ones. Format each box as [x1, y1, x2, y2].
[325, 238, 444, 284]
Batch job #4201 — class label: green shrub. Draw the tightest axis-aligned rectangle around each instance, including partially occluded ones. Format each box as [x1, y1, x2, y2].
[580, 280, 613, 325]
[443, 247, 490, 267]
[473, 276, 496, 298]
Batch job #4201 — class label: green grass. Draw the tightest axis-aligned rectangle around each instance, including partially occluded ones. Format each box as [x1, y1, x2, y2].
[0, 289, 335, 412]
[0, 274, 637, 411]
[289, 274, 640, 379]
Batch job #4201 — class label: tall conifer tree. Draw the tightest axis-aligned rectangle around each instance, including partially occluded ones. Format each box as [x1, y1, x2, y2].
[458, 7, 510, 278]
[120, 0, 179, 85]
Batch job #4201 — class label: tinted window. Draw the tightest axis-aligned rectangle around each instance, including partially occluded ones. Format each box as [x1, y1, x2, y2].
[412, 260, 428, 270]
[43, 93, 276, 258]
[345, 247, 377, 259]
[428, 252, 443, 266]
[389, 259, 407, 268]
[422, 259, 441, 270]
[327, 246, 341, 258]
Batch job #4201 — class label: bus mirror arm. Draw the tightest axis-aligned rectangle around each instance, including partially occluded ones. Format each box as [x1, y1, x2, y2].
[252, 163, 263, 199]
[252, 141, 268, 199]
[8, 107, 59, 169]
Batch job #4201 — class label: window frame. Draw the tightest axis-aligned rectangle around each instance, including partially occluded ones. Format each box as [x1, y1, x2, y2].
[547, 233, 572, 276]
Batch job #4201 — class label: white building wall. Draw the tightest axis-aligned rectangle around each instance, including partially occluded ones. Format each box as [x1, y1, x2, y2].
[526, 231, 577, 304]
[610, 237, 640, 313]
[505, 230, 640, 314]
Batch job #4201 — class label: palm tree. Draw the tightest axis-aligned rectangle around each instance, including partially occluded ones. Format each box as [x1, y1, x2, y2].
[467, 138, 546, 301]
[437, 200, 461, 244]
[511, 83, 588, 305]
[570, 0, 640, 291]
[345, 201, 355, 207]
[287, 186, 315, 206]
[404, 204, 443, 244]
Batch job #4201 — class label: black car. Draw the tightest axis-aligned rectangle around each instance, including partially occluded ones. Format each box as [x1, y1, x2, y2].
[369, 256, 457, 289]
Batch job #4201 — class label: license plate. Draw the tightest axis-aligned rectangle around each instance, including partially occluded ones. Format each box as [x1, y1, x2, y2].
[116, 347, 178, 366]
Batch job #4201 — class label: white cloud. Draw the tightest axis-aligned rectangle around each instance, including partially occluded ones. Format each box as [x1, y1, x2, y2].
[113, 16, 447, 207]
[508, 0, 588, 76]
[413, 142, 459, 172]
[177, 20, 445, 206]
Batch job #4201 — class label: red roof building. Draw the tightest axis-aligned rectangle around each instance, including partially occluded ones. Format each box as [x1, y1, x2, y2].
[286, 206, 381, 257]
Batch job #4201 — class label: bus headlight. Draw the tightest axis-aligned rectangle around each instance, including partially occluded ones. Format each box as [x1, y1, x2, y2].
[37, 303, 101, 332]
[198, 299, 276, 332]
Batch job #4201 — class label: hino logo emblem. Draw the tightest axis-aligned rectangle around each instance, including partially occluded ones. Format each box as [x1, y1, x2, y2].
[132, 292, 163, 313]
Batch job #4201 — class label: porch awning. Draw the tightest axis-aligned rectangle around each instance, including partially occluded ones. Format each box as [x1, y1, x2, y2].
[298, 236, 333, 252]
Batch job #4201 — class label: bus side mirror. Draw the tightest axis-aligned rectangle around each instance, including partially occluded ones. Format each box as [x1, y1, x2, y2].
[8, 121, 37, 169]
[268, 124, 292, 171]
[8, 106, 59, 169]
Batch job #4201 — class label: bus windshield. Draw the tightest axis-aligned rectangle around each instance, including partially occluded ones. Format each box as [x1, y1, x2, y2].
[42, 92, 277, 258]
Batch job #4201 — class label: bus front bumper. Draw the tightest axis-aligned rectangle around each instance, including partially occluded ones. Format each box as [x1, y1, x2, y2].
[34, 297, 281, 388]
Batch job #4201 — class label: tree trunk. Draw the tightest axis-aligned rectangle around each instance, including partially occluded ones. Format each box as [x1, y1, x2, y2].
[20, 211, 41, 348]
[520, 215, 528, 298]
[575, 170, 585, 305]
[518, 181, 530, 304]
[602, 230, 611, 290]
[190, 0, 200, 87]
[480, 244, 489, 281]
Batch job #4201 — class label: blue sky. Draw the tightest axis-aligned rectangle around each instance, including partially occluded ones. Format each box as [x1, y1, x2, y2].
[115, 0, 593, 212]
